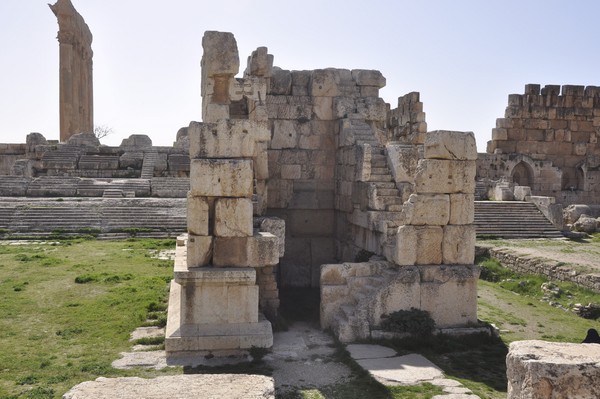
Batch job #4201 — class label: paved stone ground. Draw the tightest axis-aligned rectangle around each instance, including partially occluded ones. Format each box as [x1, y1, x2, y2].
[346, 344, 480, 398]
[106, 323, 481, 398]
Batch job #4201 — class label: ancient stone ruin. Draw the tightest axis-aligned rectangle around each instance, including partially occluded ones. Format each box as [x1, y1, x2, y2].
[49, 0, 94, 142]
[164, 30, 479, 360]
[478, 84, 600, 206]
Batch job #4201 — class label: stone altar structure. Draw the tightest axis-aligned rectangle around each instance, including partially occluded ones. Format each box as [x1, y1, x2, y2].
[165, 30, 479, 355]
[49, 0, 94, 142]
[478, 84, 600, 206]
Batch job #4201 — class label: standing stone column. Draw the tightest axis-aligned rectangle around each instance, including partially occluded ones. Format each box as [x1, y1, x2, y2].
[49, 0, 94, 142]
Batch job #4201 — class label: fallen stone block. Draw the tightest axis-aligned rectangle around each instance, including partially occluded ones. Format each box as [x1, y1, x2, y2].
[507, 340, 600, 399]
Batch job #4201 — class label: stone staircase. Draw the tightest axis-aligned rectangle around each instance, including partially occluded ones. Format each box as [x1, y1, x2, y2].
[474, 201, 563, 239]
[41, 145, 81, 170]
[151, 177, 189, 198]
[140, 150, 159, 179]
[76, 178, 151, 197]
[474, 180, 488, 200]
[27, 177, 80, 196]
[0, 198, 186, 237]
[0, 176, 30, 196]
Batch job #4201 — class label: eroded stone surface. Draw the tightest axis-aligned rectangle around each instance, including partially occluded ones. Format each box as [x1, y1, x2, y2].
[62, 375, 274, 399]
[507, 340, 600, 399]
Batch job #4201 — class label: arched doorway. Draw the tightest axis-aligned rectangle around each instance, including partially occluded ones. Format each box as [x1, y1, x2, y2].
[511, 161, 533, 187]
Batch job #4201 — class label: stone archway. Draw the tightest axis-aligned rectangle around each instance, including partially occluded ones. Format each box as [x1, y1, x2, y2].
[511, 161, 533, 187]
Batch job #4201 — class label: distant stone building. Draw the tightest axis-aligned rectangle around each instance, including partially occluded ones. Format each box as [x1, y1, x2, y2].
[478, 84, 600, 205]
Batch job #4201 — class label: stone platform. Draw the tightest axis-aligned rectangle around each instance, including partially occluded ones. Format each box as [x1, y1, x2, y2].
[62, 374, 274, 399]
[164, 239, 273, 364]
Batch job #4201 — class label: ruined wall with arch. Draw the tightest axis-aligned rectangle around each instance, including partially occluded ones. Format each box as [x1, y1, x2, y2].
[478, 84, 600, 205]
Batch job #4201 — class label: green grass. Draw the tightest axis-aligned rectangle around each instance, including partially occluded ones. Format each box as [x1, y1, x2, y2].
[0, 239, 177, 398]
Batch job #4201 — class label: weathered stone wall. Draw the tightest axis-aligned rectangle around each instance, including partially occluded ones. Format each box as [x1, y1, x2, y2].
[266, 68, 387, 287]
[481, 84, 600, 205]
[478, 245, 600, 292]
[0, 144, 26, 175]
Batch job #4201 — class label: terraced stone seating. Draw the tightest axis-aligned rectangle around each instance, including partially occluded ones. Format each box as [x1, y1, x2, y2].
[151, 177, 190, 198]
[76, 178, 151, 197]
[27, 176, 80, 197]
[0, 198, 186, 237]
[0, 176, 30, 196]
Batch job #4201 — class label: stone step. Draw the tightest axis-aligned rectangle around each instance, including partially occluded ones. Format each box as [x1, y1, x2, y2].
[368, 174, 393, 183]
[474, 201, 563, 239]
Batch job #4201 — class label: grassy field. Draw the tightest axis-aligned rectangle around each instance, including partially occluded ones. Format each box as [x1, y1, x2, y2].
[0, 239, 178, 399]
[1, 237, 599, 399]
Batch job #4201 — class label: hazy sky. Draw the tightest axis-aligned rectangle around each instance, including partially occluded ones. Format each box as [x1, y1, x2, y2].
[1, 1, 598, 151]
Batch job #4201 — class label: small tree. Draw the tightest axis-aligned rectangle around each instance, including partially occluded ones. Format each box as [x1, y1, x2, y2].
[94, 125, 113, 140]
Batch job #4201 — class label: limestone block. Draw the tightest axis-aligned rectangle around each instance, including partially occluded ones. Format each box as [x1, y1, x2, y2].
[258, 217, 286, 257]
[291, 70, 311, 96]
[442, 225, 475, 264]
[334, 97, 356, 119]
[351, 69, 386, 88]
[310, 68, 353, 97]
[271, 120, 298, 149]
[201, 31, 239, 77]
[357, 97, 388, 122]
[414, 159, 476, 194]
[313, 96, 334, 120]
[507, 340, 600, 399]
[190, 159, 253, 197]
[386, 144, 419, 184]
[419, 265, 479, 328]
[215, 198, 253, 237]
[245, 46, 273, 77]
[189, 120, 270, 159]
[202, 103, 229, 123]
[213, 232, 279, 267]
[424, 131, 477, 161]
[449, 194, 474, 225]
[393, 226, 443, 265]
[513, 185, 531, 201]
[269, 68, 292, 95]
[281, 164, 301, 179]
[371, 267, 421, 326]
[179, 279, 259, 325]
[400, 194, 450, 226]
[187, 194, 209, 236]
[187, 234, 213, 267]
[253, 142, 269, 180]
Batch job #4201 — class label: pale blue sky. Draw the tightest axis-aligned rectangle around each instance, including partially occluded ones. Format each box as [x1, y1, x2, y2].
[0, 0, 598, 151]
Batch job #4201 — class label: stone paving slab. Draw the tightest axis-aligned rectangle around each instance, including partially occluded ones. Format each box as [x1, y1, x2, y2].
[346, 344, 480, 398]
[355, 353, 444, 385]
[62, 374, 274, 399]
